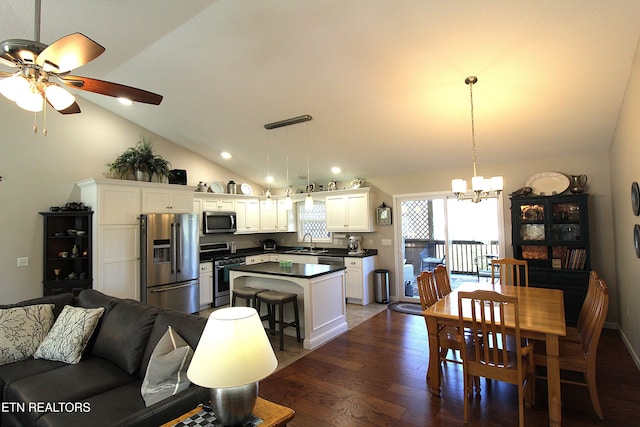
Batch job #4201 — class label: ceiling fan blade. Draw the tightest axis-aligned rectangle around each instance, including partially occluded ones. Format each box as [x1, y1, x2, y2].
[61, 75, 163, 105]
[0, 71, 13, 78]
[36, 33, 105, 73]
[55, 101, 81, 115]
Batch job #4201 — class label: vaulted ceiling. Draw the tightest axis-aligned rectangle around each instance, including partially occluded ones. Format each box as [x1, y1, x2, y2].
[2, 1, 640, 190]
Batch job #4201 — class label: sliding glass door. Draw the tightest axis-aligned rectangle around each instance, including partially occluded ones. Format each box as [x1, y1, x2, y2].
[394, 193, 504, 302]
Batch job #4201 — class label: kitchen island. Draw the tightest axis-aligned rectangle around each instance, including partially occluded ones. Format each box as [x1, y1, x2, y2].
[229, 262, 347, 350]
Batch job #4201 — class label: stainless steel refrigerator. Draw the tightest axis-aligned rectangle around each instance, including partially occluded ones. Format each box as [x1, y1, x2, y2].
[140, 213, 199, 314]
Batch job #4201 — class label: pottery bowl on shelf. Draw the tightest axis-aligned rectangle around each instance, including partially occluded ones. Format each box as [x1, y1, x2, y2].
[67, 229, 77, 235]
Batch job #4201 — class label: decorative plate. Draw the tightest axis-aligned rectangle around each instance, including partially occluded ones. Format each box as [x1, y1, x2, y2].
[525, 172, 570, 196]
[240, 183, 253, 195]
[632, 182, 640, 216]
[635, 224, 640, 258]
[208, 181, 224, 193]
[351, 178, 362, 189]
[328, 180, 337, 191]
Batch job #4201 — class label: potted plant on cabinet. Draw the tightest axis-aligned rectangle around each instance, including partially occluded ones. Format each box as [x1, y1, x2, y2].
[108, 136, 172, 182]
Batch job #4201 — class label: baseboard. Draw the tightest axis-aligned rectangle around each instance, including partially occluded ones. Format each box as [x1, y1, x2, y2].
[617, 326, 640, 371]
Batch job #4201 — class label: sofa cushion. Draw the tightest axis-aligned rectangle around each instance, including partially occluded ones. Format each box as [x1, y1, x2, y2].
[0, 358, 66, 398]
[140, 311, 207, 379]
[91, 299, 163, 376]
[34, 306, 104, 364]
[4, 357, 136, 426]
[141, 326, 193, 407]
[35, 381, 208, 427]
[0, 304, 54, 365]
[0, 293, 73, 319]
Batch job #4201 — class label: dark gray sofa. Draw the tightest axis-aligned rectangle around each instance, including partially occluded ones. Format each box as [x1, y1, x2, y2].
[0, 289, 209, 427]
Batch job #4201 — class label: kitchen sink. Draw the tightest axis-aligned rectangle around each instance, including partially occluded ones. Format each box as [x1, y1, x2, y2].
[283, 249, 328, 255]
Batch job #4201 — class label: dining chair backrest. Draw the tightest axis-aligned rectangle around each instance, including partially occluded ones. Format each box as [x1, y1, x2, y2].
[417, 271, 439, 310]
[579, 277, 609, 357]
[491, 258, 529, 287]
[433, 264, 451, 298]
[575, 271, 599, 338]
[458, 290, 522, 375]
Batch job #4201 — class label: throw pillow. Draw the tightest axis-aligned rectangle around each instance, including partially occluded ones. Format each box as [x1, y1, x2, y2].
[34, 305, 105, 364]
[0, 304, 55, 365]
[141, 326, 193, 407]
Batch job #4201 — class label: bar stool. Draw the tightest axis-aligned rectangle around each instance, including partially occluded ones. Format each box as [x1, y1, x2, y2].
[231, 286, 268, 308]
[256, 291, 301, 351]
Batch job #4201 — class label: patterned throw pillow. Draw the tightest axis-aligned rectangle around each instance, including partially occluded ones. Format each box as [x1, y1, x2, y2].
[0, 304, 55, 365]
[141, 326, 193, 407]
[34, 305, 105, 364]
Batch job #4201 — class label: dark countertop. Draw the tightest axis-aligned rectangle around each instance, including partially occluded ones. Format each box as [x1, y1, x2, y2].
[229, 261, 346, 279]
[200, 246, 377, 262]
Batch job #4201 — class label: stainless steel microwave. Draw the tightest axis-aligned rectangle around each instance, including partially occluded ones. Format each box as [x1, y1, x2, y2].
[203, 211, 236, 234]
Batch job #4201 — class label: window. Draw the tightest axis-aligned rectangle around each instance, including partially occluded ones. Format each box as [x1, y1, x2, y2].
[297, 201, 331, 242]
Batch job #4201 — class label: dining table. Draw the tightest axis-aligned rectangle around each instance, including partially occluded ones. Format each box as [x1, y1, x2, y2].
[423, 282, 567, 427]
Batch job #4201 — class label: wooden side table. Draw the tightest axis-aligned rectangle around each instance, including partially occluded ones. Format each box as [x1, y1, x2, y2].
[161, 397, 295, 427]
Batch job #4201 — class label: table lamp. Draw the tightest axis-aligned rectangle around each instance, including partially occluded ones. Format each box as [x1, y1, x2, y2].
[187, 307, 278, 426]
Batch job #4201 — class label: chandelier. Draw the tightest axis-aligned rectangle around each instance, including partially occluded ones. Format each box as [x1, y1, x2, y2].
[451, 76, 503, 203]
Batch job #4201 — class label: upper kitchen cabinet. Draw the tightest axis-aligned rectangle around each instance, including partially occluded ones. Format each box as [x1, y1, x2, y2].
[325, 188, 376, 232]
[259, 198, 296, 232]
[141, 187, 194, 213]
[201, 196, 235, 212]
[235, 198, 260, 233]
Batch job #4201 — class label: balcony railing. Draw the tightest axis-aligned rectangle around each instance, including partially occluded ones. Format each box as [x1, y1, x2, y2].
[404, 239, 499, 275]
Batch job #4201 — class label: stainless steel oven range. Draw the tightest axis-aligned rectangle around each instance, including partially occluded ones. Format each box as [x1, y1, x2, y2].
[213, 256, 245, 307]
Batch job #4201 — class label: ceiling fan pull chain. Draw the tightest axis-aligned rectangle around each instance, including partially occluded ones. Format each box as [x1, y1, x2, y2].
[32, 112, 38, 134]
[42, 101, 48, 136]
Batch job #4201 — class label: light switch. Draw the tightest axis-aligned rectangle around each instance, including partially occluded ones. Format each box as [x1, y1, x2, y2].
[381, 239, 392, 246]
[17, 257, 29, 267]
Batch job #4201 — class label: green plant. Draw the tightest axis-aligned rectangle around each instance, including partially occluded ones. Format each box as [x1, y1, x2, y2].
[107, 136, 172, 181]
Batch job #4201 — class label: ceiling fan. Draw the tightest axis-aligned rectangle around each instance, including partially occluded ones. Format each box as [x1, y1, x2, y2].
[0, 0, 162, 132]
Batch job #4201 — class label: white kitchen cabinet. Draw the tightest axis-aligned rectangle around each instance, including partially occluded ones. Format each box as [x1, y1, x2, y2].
[199, 262, 214, 308]
[246, 254, 269, 265]
[325, 189, 375, 232]
[235, 199, 260, 233]
[202, 197, 235, 212]
[277, 199, 296, 232]
[77, 178, 196, 300]
[259, 199, 278, 232]
[345, 256, 377, 305]
[142, 187, 193, 213]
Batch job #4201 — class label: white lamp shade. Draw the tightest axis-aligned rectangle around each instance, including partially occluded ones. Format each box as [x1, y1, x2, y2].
[45, 84, 75, 110]
[471, 175, 485, 192]
[16, 90, 43, 112]
[0, 75, 30, 102]
[451, 179, 467, 194]
[283, 196, 293, 210]
[304, 194, 314, 210]
[187, 307, 277, 389]
[491, 176, 504, 191]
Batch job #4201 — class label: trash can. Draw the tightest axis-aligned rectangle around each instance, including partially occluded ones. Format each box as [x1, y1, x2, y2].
[374, 269, 390, 303]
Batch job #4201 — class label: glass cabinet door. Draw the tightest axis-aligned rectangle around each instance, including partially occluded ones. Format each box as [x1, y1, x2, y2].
[518, 203, 546, 241]
[550, 202, 582, 243]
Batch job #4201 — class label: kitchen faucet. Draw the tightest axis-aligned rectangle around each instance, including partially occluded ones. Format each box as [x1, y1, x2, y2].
[303, 233, 314, 252]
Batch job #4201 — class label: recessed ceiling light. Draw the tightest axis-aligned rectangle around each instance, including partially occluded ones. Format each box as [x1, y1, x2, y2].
[118, 97, 133, 106]
[221, 151, 232, 159]
[266, 175, 274, 183]
[331, 166, 341, 174]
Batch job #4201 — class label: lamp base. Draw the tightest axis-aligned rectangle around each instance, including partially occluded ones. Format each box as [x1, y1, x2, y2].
[210, 382, 258, 426]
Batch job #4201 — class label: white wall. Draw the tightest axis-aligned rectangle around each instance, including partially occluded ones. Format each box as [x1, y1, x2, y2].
[0, 98, 259, 303]
[609, 34, 640, 364]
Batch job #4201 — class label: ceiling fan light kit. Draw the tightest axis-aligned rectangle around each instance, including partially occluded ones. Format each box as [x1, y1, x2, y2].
[451, 76, 503, 203]
[0, 0, 163, 134]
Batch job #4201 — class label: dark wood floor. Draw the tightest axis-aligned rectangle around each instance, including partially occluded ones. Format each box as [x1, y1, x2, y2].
[259, 309, 640, 426]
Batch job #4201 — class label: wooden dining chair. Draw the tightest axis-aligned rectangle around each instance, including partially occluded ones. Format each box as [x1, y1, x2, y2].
[457, 290, 534, 427]
[433, 264, 451, 298]
[417, 271, 462, 372]
[532, 276, 609, 420]
[562, 270, 599, 343]
[491, 258, 529, 287]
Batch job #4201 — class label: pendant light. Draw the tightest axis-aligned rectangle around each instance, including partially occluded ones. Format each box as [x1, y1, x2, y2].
[451, 76, 503, 203]
[264, 133, 273, 211]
